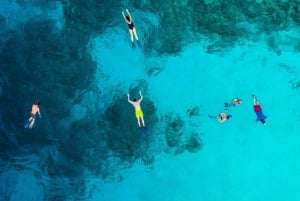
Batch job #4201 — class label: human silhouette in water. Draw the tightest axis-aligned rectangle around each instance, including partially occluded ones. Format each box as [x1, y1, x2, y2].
[26, 101, 41, 128]
[122, 9, 141, 48]
[208, 112, 232, 123]
[252, 95, 267, 125]
[224, 98, 242, 108]
[127, 90, 145, 127]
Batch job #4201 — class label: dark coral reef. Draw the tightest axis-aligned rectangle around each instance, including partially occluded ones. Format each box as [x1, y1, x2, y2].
[133, 0, 300, 54]
[165, 111, 203, 155]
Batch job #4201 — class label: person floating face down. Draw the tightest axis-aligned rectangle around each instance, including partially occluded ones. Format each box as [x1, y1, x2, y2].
[252, 95, 267, 125]
[224, 98, 242, 108]
[28, 101, 41, 128]
[122, 9, 141, 48]
[217, 112, 232, 123]
[127, 90, 145, 127]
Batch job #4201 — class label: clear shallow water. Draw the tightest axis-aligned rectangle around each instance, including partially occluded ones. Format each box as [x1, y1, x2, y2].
[1, 1, 300, 201]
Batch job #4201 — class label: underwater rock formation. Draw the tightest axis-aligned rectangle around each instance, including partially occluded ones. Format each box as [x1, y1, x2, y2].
[165, 112, 203, 155]
[165, 113, 185, 147]
[133, 0, 300, 54]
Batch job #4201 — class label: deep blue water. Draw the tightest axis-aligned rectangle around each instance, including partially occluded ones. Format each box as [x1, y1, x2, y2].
[1, 1, 300, 201]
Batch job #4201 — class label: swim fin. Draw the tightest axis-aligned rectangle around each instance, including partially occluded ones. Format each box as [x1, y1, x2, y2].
[137, 40, 142, 48]
[132, 42, 136, 49]
[140, 127, 150, 138]
[25, 122, 30, 129]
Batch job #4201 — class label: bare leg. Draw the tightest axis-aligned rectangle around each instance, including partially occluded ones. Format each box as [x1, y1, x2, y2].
[129, 29, 134, 42]
[28, 117, 33, 122]
[136, 117, 141, 127]
[132, 28, 139, 40]
[29, 118, 35, 128]
[141, 117, 145, 127]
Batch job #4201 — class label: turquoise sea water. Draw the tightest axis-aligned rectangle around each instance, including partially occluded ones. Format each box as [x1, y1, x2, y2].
[1, 1, 300, 201]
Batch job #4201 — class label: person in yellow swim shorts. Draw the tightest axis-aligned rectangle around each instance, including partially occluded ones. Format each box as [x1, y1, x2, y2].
[135, 109, 143, 119]
[127, 90, 145, 127]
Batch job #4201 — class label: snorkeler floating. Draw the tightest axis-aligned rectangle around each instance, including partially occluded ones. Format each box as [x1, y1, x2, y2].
[217, 113, 232, 123]
[25, 101, 41, 129]
[127, 90, 145, 127]
[224, 98, 242, 108]
[252, 95, 267, 125]
[122, 9, 141, 49]
[208, 112, 232, 123]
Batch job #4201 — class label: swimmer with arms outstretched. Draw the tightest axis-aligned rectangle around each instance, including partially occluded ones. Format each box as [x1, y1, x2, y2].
[122, 9, 141, 48]
[252, 95, 267, 125]
[127, 90, 145, 127]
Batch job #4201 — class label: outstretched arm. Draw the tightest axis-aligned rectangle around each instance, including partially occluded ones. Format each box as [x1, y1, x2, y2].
[127, 93, 133, 104]
[252, 95, 259, 105]
[122, 11, 126, 21]
[139, 90, 143, 102]
[126, 9, 132, 18]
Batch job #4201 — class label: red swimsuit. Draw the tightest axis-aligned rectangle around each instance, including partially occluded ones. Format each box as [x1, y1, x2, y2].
[254, 105, 261, 112]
